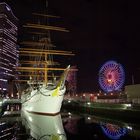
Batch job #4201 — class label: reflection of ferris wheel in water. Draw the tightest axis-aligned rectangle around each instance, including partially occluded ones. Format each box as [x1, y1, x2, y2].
[99, 60, 125, 93]
[100, 122, 127, 140]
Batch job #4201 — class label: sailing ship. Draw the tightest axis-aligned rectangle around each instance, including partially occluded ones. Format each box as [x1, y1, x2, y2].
[16, 3, 74, 116]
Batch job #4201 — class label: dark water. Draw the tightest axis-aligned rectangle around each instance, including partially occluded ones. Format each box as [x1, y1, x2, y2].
[0, 110, 140, 140]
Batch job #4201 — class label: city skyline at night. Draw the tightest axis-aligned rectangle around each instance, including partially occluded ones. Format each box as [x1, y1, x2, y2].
[1, 0, 140, 92]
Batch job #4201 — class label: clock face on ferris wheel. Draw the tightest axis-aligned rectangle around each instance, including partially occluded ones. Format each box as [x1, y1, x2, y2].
[98, 60, 125, 93]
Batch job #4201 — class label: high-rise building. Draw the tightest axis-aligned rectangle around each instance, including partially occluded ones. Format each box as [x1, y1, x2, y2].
[0, 2, 18, 97]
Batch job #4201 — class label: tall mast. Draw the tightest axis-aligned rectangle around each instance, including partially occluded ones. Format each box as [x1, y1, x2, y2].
[17, 0, 74, 87]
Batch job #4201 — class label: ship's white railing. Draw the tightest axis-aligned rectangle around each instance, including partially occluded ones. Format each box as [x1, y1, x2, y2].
[2, 98, 21, 104]
[3, 110, 21, 116]
[64, 95, 136, 104]
[131, 98, 140, 104]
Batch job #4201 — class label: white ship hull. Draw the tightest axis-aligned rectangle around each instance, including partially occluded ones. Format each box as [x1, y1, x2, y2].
[21, 85, 66, 116]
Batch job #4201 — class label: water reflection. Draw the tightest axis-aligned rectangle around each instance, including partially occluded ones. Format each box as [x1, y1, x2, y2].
[62, 113, 140, 140]
[0, 110, 140, 139]
[100, 122, 127, 140]
[0, 119, 20, 139]
[21, 111, 67, 140]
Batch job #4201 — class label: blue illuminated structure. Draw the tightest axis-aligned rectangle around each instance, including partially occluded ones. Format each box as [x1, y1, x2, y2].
[100, 122, 127, 140]
[99, 60, 125, 93]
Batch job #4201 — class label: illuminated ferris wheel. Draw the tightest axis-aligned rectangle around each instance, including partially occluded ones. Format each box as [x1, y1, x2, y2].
[98, 60, 125, 93]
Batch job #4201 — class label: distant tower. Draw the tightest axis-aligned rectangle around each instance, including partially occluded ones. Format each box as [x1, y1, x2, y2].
[66, 66, 77, 96]
[0, 3, 18, 97]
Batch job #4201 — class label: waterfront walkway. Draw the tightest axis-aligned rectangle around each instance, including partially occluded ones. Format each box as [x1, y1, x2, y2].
[63, 99, 140, 123]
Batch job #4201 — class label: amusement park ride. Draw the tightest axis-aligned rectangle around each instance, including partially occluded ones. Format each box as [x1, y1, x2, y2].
[99, 60, 125, 93]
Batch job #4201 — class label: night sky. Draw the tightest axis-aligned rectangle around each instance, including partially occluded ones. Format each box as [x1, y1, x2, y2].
[2, 0, 140, 92]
